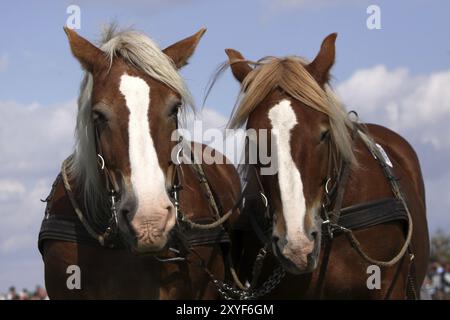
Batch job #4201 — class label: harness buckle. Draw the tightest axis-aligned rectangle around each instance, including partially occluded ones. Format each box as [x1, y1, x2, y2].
[322, 219, 334, 239]
[175, 147, 183, 165]
[170, 184, 183, 225]
[109, 189, 119, 229]
[154, 247, 187, 262]
[97, 154, 105, 170]
[260, 192, 268, 208]
[321, 206, 335, 239]
[325, 177, 332, 194]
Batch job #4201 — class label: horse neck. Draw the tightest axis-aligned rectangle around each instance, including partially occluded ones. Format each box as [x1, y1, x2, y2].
[178, 163, 219, 220]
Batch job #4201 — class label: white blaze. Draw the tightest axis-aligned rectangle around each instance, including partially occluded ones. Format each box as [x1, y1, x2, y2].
[119, 74, 168, 210]
[268, 99, 307, 242]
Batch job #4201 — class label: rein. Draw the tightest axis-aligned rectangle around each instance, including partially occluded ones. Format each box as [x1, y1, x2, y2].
[168, 141, 244, 230]
[247, 120, 413, 268]
[61, 157, 119, 247]
[60, 123, 123, 247]
[342, 130, 413, 267]
[239, 116, 415, 299]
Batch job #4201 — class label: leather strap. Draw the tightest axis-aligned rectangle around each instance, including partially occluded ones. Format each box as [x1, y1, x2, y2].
[337, 198, 408, 231]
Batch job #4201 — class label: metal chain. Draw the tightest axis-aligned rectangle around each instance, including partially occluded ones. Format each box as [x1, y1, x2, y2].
[211, 265, 285, 300]
[248, 266, 285, 299]
[250, 246, 268, 288]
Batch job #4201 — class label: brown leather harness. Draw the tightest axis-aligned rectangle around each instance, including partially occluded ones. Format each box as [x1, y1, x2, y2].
[239, 119, 417, 299]
[38, 109, 416, 299]
[38, 109, 244, 296]
[38, 105, 239, 253]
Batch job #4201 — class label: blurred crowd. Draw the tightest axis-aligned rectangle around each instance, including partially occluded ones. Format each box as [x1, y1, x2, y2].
[0, 285, 48, 300]
[422, 262, 450, 300]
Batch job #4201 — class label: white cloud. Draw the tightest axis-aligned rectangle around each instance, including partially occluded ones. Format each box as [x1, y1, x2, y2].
[0, 178, 50, 253]
[0, 98, 75, 290]
[0, 179, 26, 201]
[0, 100, 76, 255]
[336, 65, 450, 149]
[197, 108, 230, 130]
[0, 100, 76, 177]
[0, 54, 8, 73]
[185, 107, 229, 132]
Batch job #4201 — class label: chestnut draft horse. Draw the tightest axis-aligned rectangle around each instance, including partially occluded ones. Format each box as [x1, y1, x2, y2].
[225, 33, 429, 299]
[38, 26, 241, 299]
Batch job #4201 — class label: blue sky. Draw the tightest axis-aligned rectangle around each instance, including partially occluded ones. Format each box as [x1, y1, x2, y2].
[2, 0, 450, 106]
[1, 0, 449, 292]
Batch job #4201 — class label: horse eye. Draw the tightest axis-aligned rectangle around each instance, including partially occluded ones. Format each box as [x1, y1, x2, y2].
[92, 110, 107, 124]
[320, 130, 330, 142]
[169, 102, 182, 118]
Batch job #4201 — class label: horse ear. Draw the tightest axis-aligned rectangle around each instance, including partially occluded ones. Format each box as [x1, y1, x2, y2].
[163, 28, 206, 69]
[64, 27, 106, 72]
[225, 48, 252, 83]
[309, 33, 337, 84]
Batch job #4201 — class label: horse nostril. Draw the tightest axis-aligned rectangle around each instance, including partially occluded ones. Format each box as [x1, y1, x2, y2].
[272, 236, 280, 244]
[119, 209, 130, 222]
[119, 197, 136, 220]
[307, 252, 315, 264]
[311, 231, 318, 240]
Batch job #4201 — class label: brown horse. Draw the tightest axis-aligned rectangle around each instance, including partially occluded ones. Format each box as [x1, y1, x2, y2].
[225, 33, 429, 299]
[38, 25, 241, 299]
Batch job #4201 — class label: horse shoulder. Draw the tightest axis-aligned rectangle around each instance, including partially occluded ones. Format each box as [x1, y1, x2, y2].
[364, 123, 425, 202]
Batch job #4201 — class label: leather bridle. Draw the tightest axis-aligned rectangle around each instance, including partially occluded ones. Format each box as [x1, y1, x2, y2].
[92, 125, 122, 245]
[247, 116, 414, 271]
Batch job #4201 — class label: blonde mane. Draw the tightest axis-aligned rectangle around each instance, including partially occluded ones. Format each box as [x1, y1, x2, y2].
[228, 56, 356, 166]
[67, 24, 193, 228]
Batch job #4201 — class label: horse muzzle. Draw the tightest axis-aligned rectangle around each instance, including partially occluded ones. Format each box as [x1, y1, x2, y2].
[273, 230, 321, 274]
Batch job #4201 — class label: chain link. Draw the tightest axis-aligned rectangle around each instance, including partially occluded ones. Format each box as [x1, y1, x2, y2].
[211, 265, 285, 300]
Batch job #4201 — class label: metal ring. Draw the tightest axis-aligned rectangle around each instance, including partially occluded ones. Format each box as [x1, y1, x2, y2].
[348, 110, 359, 121]
[175, 147, 183, 165]
[97, 154, 105, 170]
[260, 192, 268, 208]
[154, 256, 186, 263]
[169, 247, 181, 254]
[325, 178, 332, 194]
[174, 206, 180, 224]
